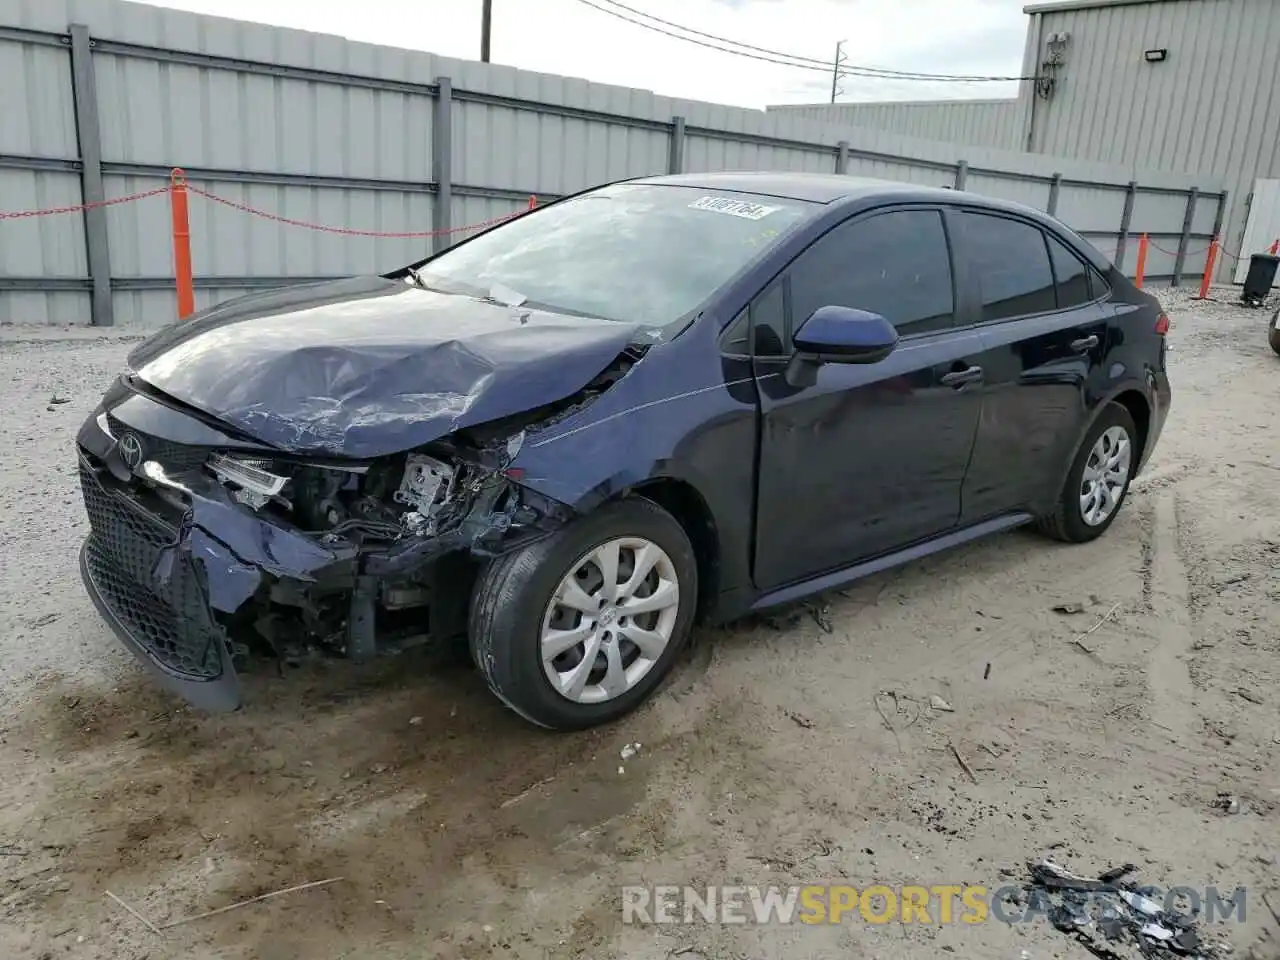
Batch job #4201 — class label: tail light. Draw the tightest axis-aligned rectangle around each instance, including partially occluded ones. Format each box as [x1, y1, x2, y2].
[1154, 312, 1170, 336]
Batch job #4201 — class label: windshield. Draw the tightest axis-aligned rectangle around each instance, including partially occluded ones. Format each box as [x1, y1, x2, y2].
[415, 183, 815, 330]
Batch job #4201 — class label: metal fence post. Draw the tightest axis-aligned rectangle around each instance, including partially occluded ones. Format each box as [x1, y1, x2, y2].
[835, 140, 849, 176]
[1171, 186, 1199, 288]
[1046, 172, 1062, 217]
[668, 116, 686, 175]
[1209, 189, 1229, 284]
[1114, 180, 1138, 274]
[68, 23, 113, 327]
[431, 76, 453, 254]
[954, 160, 968, 191]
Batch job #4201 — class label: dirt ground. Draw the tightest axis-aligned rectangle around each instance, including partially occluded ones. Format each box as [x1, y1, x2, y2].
[1, 288, 1277, 960]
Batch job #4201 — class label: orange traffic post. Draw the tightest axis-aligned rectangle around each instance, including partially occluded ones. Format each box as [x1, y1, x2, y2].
[169, 168, 195, 319]
[1271, 238, 1279, 255]
[528, 194, 537, 210]
[1134, 232, 1148, 289]
[1197, 236, 1219, 300]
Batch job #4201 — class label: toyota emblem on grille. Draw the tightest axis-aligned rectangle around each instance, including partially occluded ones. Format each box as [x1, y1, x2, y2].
[117, 432, 145, 470]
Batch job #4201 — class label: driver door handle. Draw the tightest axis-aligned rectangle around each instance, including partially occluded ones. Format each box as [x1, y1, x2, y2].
[940, 365, 983, 387]
[1070, 334, 1100, 352]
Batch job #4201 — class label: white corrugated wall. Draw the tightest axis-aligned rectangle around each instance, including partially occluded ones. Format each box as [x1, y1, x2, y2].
[766, 100, 1023, 150]
[1024, 0, 1280, 276]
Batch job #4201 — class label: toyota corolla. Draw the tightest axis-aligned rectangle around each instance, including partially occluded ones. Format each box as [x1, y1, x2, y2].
[76, 173, 1170, 730]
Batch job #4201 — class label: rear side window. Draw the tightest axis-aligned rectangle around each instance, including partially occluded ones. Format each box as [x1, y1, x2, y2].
[789, 209, 954, 335]
[1047, 234, 1094, 308]
[960, 212, 1057, 322]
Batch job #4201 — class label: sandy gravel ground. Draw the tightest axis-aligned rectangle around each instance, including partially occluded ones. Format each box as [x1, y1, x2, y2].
[1, 289, 1277, 960]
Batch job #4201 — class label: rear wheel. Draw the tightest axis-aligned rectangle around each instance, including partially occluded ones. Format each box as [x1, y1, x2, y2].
[1037, 402, 1137, 543]
[469, 497, 698, 730]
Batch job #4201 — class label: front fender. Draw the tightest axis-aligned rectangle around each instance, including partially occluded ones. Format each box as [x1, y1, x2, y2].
[504, 322, 759, 610]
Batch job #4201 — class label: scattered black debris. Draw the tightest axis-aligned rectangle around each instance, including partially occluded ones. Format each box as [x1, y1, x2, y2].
[1027, 860, 1226, 959]
[1054, 602, 1087, 615]
[48, 394, 72, 405]
[1233, 688, 1264, 705]
[983, 662, 992, 680]
[949, 742, 978, 783]
[1213, 793, 1242, 815]
[0, 845, 29, 856]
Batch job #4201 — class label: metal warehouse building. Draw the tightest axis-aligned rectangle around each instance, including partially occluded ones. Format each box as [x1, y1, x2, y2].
[771, 0, 1280, 281]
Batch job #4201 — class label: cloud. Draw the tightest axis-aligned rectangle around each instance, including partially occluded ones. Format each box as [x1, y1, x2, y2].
[128, 0, 1029, 108]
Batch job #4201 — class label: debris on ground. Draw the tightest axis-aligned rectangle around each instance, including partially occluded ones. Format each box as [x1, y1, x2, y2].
[620, 742, 642, 760]
[1053, 602, 1087, 615]
[1213, 793, 1242, 815]
[929, 695, 955, 712]
[808, 601, 834, 634]
[1026, 860, 1228, 958]
[785, 710, 814, 729]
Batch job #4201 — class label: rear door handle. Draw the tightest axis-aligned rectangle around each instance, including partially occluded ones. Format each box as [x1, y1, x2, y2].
[940, 365, 983, 387]
[1070, 334, 1100, 352]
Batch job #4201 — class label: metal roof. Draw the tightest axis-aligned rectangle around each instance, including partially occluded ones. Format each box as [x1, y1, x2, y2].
[1023, 0, 1189, 13]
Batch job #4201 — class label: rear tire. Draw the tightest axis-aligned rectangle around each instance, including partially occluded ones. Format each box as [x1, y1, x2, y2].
[1036, 402, 1138, 544]
[469, 497, 698, 730]
[1268, 309, 1280, 356]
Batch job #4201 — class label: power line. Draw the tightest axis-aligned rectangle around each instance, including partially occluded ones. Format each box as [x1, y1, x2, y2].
[576, 0, 1037, 82]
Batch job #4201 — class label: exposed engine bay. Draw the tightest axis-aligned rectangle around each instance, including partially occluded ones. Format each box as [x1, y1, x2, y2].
[190, 433, 568, 667]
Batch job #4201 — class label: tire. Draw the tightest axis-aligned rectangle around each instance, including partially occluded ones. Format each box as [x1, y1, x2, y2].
[468, 497, 698, 730]
[1268, 309, 1280, 356]
[1036, 402, 1139, 544]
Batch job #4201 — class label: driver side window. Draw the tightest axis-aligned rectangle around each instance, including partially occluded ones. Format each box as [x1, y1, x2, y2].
[788, 209, 956, 339]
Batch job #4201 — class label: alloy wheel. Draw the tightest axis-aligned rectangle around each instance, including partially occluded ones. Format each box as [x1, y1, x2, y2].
[1079, 425, 1132, 526]
[540, 537, 681, 704]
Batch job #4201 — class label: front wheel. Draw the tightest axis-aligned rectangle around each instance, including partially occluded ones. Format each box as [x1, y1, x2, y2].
[469, 497, 698, 730]
[1036, 402, 1138, 543]
[1268, 309, 1280, 356]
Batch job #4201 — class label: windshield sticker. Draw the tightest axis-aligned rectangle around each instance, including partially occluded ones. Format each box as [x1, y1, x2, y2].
[688, 196, 782, 220]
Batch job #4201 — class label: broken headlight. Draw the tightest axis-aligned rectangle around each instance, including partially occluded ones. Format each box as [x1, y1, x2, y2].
[205, 450, 468, 540]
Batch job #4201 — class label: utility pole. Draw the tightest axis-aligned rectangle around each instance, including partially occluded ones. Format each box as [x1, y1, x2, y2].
[481, 0, 493, 62]
[830, 40, 847, 103]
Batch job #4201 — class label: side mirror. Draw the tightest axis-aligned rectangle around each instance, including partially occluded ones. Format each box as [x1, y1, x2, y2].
[785, 306, 898, 388]
[794, 306, 898, 364]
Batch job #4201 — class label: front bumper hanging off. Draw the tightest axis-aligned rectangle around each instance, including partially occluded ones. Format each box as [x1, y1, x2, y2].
[75, 406, 568, 712]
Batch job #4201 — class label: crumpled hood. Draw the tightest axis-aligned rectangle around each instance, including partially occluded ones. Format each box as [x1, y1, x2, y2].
[126, 276, 643, 458]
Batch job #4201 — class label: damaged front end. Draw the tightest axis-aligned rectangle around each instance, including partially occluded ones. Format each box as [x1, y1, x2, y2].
[76, 404, 572, 712]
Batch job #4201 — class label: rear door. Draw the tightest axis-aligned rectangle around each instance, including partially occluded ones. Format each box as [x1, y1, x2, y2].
[752, 206, 985, 590]
[954, 210, 1109, 522]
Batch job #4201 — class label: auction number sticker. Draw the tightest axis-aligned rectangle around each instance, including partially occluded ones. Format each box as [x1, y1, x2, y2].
[688, 196, 781, 220]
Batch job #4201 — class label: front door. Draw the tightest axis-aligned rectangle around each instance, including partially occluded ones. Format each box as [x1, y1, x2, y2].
[752, 207, 984, 591]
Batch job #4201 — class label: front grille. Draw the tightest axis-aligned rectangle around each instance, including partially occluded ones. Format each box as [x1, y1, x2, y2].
[79, 460, 225, 679]
[105, 413, 211, 472]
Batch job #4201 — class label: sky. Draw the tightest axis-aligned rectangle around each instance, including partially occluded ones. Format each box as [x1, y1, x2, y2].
[128, 0, 1033, 110]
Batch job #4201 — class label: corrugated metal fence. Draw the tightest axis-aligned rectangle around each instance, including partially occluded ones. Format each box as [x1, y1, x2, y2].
[766, 99, 1024, 152]
[0, 0, 1226, 327]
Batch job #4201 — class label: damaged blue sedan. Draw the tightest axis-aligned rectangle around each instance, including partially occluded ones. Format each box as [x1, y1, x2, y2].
[77, 172, 1170, 729]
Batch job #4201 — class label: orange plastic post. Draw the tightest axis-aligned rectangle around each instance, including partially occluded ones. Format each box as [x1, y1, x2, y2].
[1271, 238, 1279, 255]
[169, 168, 195, 319]
[1134, 233, 1148, 289]
[1197, 237, 1219, 300]
[528, 194, 537, 210]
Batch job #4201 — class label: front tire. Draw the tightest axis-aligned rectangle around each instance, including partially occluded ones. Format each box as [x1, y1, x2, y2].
[1037, 402, 1138, 543]
[469, 497, 698, 730]
[1268, 309, 1280, 356]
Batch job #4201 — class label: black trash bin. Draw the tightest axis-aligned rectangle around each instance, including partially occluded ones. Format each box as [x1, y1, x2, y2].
[1242, 253, 1279, 307]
